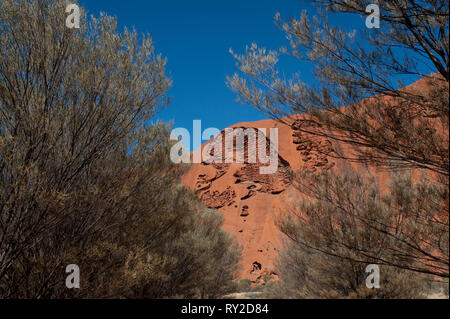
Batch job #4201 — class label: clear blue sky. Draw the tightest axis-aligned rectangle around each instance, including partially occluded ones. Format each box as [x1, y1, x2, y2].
[79, 0, 420, 140]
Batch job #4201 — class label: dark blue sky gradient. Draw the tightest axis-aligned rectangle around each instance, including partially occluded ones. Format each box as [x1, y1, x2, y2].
[79, 0, 422, 141]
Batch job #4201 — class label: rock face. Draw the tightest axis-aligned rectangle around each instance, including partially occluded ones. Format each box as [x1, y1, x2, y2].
[181, 75, 444, 282]
[182, 116, 342, 281]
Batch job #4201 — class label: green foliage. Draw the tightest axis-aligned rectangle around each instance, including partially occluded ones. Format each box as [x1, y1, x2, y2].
[235, 279, 252, 293]
[262, 274, 273, 284]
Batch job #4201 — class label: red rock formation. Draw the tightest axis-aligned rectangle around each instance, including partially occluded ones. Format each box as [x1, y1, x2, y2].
[182, 117, 341, 281]
[181, 75, 447, 282]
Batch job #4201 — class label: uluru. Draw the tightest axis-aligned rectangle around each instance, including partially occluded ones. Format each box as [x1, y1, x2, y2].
[181, 74, 447, 283]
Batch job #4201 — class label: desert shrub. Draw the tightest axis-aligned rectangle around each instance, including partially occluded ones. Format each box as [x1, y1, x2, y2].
[229, 0, 448, 297]
[0, 0, 240, 298]
[266, 242, 429, 299]
[268, 168, 446, 298]
[235, 279, 252, 293]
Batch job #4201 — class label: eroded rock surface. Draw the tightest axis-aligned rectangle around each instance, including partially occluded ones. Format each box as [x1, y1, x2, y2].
[182, 75, 444, 282]
[182, 123, 297, 280]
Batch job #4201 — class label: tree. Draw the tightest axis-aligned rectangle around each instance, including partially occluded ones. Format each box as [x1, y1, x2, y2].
[0, 0, 240, 298]
[228, 0, 449, 285]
